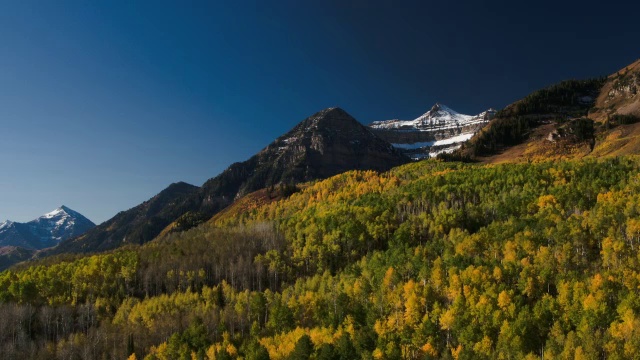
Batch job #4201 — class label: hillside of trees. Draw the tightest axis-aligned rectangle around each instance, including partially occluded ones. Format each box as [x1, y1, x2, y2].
[460, 78, 605, 157]
[2, 157, 640, 359]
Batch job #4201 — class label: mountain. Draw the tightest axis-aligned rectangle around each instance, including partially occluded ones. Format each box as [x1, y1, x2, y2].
[369, 103, 495, 159]
[0, 206, 95, 249]
[198, 107, 409, 206]
[455, 77, 605, 162]
[48, 107, 409, 254]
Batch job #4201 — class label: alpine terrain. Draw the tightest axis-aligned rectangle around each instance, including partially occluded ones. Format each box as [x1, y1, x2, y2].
[0, 206, 95, 249]
[369, 103, 496, 159]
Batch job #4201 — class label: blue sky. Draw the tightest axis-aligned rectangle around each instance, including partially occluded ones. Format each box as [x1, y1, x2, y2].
[0, 0, 638, 224]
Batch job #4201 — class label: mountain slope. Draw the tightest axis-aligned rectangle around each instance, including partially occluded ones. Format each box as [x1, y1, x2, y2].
[369, 103, 495, 159]
[0, 246, 35, 271]
[49, 107, 409, 254]
[49, 182, 200, 254]
[455, 59, 640, 163]
[590, 59, 640, 122]
[454, 77, 606, 162]
[586, 59, 640, 157]
[0, 206, 95, 249]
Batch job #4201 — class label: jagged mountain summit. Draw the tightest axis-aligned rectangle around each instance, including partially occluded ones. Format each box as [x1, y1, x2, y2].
[0, 206, 95, 249]
[48, 107, 410, 255]
[370, 103, 494, 131]
[369, 103, 495, 159]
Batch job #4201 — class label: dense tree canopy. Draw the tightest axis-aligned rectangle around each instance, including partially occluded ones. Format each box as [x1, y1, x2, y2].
[2, 157, 640, 359]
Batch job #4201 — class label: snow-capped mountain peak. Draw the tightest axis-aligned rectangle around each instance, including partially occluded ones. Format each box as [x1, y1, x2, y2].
[368, 103, 495, 159]
[423, 103, 461, 117]
[0, 220, 13, 230]
[42, 206, 68, 219]
[369, 103, 491, 131]
[413, 103, 470, 127]
[39, 205, 82, 221]
[0, 206, 96, 249]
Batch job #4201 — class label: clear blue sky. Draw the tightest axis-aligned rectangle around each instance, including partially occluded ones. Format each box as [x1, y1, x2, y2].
[1, 0, 638, 224]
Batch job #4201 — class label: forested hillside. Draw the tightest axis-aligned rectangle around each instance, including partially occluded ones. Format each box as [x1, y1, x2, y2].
[458, 78, 605, 158]
[2, 157, 640, 359]
[450, 59, 640, 163]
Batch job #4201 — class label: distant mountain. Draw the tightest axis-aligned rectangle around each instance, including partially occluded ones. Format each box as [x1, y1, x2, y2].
[48, 107, 409, 254]
[0, 206, 95, 249]
[369, 103, 495, 159]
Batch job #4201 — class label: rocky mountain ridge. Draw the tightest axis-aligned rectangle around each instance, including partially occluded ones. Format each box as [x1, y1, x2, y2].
[369, 103, 495, 159]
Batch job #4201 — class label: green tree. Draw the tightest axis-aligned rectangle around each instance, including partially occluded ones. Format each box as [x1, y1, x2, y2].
[289, 334, 314, 360]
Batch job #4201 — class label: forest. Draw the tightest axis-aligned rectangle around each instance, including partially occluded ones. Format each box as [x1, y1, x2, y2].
[2, 157, 640, 359]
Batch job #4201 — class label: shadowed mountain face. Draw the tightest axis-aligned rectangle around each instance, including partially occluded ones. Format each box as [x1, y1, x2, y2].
[49, 182, 200, 253]
[0, 246, 35, 271]
[47, 107, 409, 255]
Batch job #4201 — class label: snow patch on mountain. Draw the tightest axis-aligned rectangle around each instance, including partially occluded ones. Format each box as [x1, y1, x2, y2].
[391, 133, 476, 150]
[0, 221, 13, 230]
[368, 104, 495, 159]
[42, 207, 67, 219]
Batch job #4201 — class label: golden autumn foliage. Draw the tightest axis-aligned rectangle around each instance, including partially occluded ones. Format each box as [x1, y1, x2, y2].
[2, 158, 640, 358]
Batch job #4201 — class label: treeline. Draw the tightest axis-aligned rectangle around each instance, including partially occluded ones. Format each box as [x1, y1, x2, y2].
[1, 158, 640, 359]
